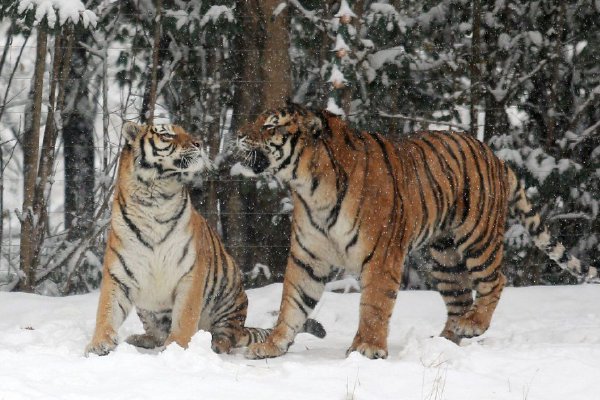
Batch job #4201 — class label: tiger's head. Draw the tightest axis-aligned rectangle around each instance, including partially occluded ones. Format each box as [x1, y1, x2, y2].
[236, 104, 323, 176]
[121, 122, 212, 184]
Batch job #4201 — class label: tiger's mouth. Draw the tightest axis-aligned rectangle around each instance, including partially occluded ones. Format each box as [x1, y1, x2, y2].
[235, 137, 272, 174]
[245, 149, 271, 174]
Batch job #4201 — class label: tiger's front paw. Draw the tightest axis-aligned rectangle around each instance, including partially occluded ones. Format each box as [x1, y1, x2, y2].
[346, 340, 388, 359]
[245, 341, 287, 359]
[85, 334, 117, 356]
[211, 335, 233, 354]
[125, 333, 163, 349]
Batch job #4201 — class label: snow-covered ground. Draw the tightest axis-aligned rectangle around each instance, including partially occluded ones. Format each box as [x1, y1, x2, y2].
[1, 284, 599, 400]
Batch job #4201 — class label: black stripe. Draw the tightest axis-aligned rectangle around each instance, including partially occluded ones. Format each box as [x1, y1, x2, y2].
[296, 193, 326, 235]
[407, 145, 430, 244]
[472, 270, 499, 285]
[413, 140, 445, 228]
[432, 263, 468, 274]
[110, 247, 138, 287]
[445, 300, 473, 307]
[202, 229, 221, 303]
[138, 136, 153, 169]
[445, 135, 470, 224]
[210, 241, 232, 307]
[158, 195, 188, 244]
[290, 296, 308, 318]
[433, 133, 462, 177]
[346, 132, 369, 235]
[438, 288, 471, 297]
[431, 236, 455, 251]
[213, 297, 246, 324]
[275, 133, 300, 173]
[321, 140, 349, 229]
[295, 234, 318, 260]
[454, 136, 489, 248]
[291, 142, 306, 180]
[291, 254, 327, 284]
[177, 235, 193, 265]
[155, 192, 188, 223]
[118, 196, 153, 249]
[109, 271, 131, 299]
[368, 132, 401, 263]
[361, 231, 382, 269]
[421, 136, 458, 196]
[345, 231, 359, 252]
[297, 287, 319, 309]
[310, 177, 320, 195]
[469, 241, 502, 273]
[117, 301, 127, 320]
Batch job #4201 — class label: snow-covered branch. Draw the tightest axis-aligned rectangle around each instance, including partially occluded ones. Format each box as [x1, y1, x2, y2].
[5, 0, 97, 28]
[379, 111, 469, 131]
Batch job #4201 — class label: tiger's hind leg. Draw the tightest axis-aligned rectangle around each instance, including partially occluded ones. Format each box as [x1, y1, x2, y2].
[431, 235, 506, 343]
[125, 309, 171, 349]
[458, 239, 506, 340]
[429, 241, 473, 344]
[209, 288, 253, 354]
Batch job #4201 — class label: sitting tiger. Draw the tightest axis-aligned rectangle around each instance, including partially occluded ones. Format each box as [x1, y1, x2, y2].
[85, 122, 325, 356]
[236, 103, 598, 359]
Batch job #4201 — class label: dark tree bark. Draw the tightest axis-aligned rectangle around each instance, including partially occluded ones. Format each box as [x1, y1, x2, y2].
[223, 0, 292, 278]
[470, 0, 482, 137]
[546, 0, 566, 151]
[63, 42, 96, 239]
[18, 24, 75, 292]
[18, 25, 48, 292]
[138, 0, 172, 125]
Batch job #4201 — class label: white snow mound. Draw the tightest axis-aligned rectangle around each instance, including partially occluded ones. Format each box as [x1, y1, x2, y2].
[0, 284, 599, 399]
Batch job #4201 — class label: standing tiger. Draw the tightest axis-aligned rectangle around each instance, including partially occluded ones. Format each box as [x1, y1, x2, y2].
[236, 103, 598, 360]
[85, 122, 325, 357]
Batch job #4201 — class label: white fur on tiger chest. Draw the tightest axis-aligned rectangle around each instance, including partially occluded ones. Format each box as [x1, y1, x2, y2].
[111, 200, 196, 312]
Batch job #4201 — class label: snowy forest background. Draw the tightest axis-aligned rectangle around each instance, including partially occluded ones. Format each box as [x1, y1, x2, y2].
[0, 0, 598, 295]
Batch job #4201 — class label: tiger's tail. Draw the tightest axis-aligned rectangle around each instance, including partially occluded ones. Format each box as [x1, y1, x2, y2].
[506, 166, 598, 283]
[239, 318, 326, 347]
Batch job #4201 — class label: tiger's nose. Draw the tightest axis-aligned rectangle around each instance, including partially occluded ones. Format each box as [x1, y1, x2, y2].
[192, 141, 202, 148]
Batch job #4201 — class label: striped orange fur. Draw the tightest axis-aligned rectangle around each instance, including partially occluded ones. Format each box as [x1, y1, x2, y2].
[236, 104, 597, 359]
[85, 122, 272, 356]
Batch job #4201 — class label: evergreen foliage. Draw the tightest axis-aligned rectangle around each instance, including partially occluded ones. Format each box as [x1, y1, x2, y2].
[0, 0, 598, 292]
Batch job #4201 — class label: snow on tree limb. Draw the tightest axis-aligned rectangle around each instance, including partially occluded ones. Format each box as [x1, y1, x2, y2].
[5, 0, 97, 28]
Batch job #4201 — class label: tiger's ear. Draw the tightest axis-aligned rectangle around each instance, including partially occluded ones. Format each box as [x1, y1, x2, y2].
[122, 122, 141, 144]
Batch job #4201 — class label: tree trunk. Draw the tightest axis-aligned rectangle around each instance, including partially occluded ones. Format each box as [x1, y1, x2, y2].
[261, 0, 292, 109]
[63, 41, 96, 240]
[224, 0, 292, 278]
[0, 22, 14, 79]
[31, 26, 74, 281]
[142, 0, 163, 124]
[18, 25, 48, 292]
[470, 0, 482, 137]
[546, 1, 566, 151]
[483, 93, 509, 140]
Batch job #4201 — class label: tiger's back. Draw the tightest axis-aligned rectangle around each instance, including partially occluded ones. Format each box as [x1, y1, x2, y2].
[238, 105, 594, 359]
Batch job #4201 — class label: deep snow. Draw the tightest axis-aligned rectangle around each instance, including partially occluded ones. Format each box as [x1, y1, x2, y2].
[0, 284, 599, 400]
